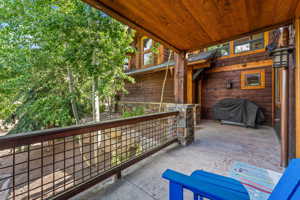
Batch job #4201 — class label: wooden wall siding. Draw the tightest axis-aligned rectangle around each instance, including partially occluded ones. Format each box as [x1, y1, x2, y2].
[163, 48, 174, 63]
[207, 60, 272, 73]
[121, 71, 175, 103]
[201, 66, 273, 125]
[213, 52, 270, 68]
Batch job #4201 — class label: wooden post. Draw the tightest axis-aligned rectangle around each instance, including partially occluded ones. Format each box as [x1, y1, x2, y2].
[174, 52, 187, 104]
[135, 34, 142, 69]
[187, 68, 193, 104]
[295, 17, 300, 158]
[264, 31, 269, 47]
[158, 45, 164, 64]
[230, 41, 234, 55]
[288, 49, 296, 161]
[281, 67, 289, 166]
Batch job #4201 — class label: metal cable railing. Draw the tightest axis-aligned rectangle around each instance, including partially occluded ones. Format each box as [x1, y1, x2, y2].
[0, 111, 179, 200]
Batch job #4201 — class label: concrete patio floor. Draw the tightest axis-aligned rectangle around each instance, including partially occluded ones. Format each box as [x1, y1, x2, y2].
[73, 120, 283, 200]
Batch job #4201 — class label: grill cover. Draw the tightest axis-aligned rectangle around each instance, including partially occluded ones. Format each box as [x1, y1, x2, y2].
[213, 98, 265, 128]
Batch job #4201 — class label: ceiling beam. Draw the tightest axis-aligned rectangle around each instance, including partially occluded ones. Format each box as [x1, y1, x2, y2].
[82, 0, 181, 53]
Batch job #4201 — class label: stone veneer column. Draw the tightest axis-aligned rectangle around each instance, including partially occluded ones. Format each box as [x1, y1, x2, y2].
[167, 104, 195, 145]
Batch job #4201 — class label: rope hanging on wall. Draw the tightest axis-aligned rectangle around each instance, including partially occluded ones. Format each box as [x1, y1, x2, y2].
[159, 50, 173, 112]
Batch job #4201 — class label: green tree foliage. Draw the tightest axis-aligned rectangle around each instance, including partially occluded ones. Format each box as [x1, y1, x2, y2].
[122, 106, 145, 119]
[0, 0, 134, 134]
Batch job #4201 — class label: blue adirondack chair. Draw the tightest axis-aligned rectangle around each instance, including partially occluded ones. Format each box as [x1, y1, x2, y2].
[162, 159, 300, 200]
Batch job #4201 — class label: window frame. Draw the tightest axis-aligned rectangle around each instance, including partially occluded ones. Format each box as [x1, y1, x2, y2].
[207, 42, 230, 57]
[141, 37, 155, 67]
[234, 33, 265, 54]
[240, 69, 266, 89]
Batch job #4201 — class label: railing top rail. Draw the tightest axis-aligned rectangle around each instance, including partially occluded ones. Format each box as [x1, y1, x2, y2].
[0, 111, 179, 150]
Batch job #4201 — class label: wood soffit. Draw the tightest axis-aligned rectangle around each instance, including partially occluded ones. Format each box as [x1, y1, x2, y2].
[83, 0, 298, 52]
[296, 1, 300, 18]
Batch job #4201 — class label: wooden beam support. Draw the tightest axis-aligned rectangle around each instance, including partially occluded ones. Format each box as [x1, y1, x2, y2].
[174, 52, 187, 104]
[295, 18, 300, 158]
[158, 45, 165, 64]
[192, 63, 211, 70]
[187, 68, 193, 104]
[206, 60, 273, 73]
[264, 31, 269, 47]
[230, 41, 235, 55]
[135, 34, 142, 69]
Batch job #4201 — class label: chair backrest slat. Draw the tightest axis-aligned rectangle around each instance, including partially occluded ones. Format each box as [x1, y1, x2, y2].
[290, 187, 300, 200]
[268, 159, 300, 200]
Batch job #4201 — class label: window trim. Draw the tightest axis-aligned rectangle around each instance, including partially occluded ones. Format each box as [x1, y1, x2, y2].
[241, 69, 266, 89]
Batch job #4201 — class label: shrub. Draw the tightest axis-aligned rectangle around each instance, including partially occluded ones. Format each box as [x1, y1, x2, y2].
[122, 106, 145, 118]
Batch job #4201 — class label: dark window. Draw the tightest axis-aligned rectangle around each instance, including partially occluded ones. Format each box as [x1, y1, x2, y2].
[241, 69, 265, 89]
[245, 73, 261, 86]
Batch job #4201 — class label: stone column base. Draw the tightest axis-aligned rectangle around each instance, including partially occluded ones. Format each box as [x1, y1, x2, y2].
[167, 104, 195, 146]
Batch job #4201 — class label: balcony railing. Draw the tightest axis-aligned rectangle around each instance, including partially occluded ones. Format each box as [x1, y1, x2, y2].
[0, 111, 179, 200]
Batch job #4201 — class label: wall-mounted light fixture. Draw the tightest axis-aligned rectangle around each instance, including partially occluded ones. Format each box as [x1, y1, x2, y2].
[226, 80, 233, 89]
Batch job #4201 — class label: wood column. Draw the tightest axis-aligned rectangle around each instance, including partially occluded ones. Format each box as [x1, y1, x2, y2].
[295, 18, 300, 158]
[187, 68, 194, 104]
[281, 67, 289, 166]
[135, 34, 142, 69]
[230, 41, 234, 55]
[288, 49, 296, 161]
[264, 31, 269, 47]
[174, 52, 187, 104]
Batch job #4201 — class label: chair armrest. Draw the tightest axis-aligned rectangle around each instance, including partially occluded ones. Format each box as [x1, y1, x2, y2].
[162, 169, 249, 200]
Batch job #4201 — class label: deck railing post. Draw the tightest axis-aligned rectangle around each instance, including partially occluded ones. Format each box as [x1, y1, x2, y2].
[174, 52, 187, 104]
[167, 104, 195, 146]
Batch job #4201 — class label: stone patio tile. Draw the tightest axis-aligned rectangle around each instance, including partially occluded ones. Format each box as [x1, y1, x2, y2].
[73, 120, 282, 200]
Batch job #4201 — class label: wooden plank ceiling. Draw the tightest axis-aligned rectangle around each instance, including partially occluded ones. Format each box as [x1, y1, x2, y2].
[83, 0, 300, 52]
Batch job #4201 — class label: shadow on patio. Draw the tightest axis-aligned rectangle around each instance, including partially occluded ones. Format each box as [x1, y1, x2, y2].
[73, 120, 282, 200]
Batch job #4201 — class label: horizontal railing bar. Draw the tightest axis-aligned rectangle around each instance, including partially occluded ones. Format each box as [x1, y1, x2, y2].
[53, 138, 178, 200]
[0, 111, 178, 150]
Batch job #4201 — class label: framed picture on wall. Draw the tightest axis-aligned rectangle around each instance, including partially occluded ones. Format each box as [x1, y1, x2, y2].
[241, 69, 265, 89]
